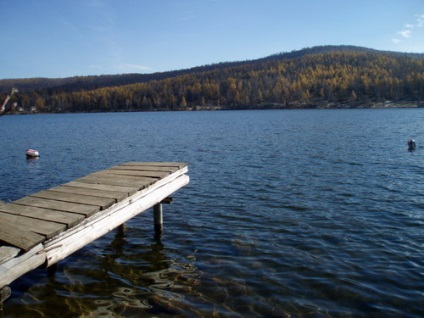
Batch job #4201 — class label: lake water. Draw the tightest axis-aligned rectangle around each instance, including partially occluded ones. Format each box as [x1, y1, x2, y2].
[1, 109, 424, 317]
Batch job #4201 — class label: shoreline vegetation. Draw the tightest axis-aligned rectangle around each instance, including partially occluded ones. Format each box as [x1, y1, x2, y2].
[187, 100, 424, 111]
[2, 101, 424, 115]
[1, 45, 423, 114]
[6, 99, 424, 114]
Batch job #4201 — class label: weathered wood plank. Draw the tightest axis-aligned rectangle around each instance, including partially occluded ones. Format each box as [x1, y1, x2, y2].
[13, 197, 99, 217]
[64, 181, 138, 196]
[32, 190, 115, 210]
[136, 164, 189, 195]
[75, 174, 155, 189]
[50, 185, 128, 201]
[102, 169, 168, 178]
[111, 165, 185, 174]
[0, 244, 45, 288]
[0, 246, 20, 264]
[91, 170, 158, 182]
[121, 162, 187, 169]
[0, 203, 84, 227]
[0, 221, 45, 251]
[109, 165, 178, 173]
[0, 212, 65, 238]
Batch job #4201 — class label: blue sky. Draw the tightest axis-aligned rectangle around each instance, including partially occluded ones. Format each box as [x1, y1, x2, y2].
[1, 0, 423, 79]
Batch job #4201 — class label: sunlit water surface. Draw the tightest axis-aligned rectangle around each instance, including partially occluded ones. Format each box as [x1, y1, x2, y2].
[1, 109, 424, 317]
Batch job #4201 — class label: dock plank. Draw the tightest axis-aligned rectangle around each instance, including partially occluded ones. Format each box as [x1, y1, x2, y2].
[51, 185, 128, 201]
[13, 197, 100, 217]
[0, 221, 45, 251]
[92, 170, 159, 181]
[63, 181, 138, 196]
[109, 165, 177, 173]
[121, 162, 187, 169]
[0, 246, 20, 264]
[0, 203, 84, 227]
[102, 169, 168, 178]
[32, 190, 116, 210]
[0, 212, 65, 238]
[75, 174, 155, 189]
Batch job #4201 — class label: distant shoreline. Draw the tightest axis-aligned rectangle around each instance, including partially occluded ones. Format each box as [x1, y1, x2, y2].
[3, 100, 423, 115]
[187, 100, 424, 111]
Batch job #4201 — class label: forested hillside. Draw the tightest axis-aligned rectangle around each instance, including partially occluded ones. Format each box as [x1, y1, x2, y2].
[1, 45, 424, 113]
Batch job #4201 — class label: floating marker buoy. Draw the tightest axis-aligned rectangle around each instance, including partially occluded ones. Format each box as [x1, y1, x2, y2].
[26, 149, 40, 158]
[407, 139, 416, 151]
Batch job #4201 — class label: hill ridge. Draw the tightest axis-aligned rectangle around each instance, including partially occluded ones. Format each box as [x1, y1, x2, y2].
[1, 45, 423, 91]
[1, 45, 423, 112]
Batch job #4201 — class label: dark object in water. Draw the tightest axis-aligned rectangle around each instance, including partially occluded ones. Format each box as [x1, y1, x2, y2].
[407, 139, 416, 151]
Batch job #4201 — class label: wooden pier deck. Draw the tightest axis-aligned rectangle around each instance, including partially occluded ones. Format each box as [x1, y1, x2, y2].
[0, 162, 189, 303]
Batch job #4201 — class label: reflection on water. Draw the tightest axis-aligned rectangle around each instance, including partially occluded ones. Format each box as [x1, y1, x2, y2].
[7, 222, 204, 317]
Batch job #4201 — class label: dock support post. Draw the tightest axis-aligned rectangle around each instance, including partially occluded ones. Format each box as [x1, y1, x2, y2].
[0, 286, 11, 308]
[153, 197, 172, 240]
[153, 197, 172, 241]
[47, 264, 57, 277]
[117, 223, 126, 236]
[153, 203, 163, 238]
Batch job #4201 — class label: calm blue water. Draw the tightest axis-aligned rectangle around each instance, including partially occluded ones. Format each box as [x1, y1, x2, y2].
[1, 109, 424, 317]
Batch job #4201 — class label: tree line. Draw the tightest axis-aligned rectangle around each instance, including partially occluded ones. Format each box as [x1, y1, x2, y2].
[1, 46, 424, 113]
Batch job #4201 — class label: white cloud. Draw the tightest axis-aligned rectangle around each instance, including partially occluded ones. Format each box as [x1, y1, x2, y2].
[392, 13, 424, 45]
[398, 29, 412, 38]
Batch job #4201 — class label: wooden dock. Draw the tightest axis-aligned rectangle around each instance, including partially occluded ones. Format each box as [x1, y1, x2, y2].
[0, 162, 189, 303]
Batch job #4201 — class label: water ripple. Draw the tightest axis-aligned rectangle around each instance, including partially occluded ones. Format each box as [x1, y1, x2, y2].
[2, 110, 424, 317]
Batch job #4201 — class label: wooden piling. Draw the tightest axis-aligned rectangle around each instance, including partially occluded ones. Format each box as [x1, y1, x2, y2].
[153, 197, 172, 238]
[153, 203, 163, 237]
[0, 286, 11, 306]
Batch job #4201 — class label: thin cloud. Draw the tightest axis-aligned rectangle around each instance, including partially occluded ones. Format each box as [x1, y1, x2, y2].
[398, 29, 412, 38]
[89, 63, 152, 74]
[114, 63, 153, 73]
[392, 12, 424, 44]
